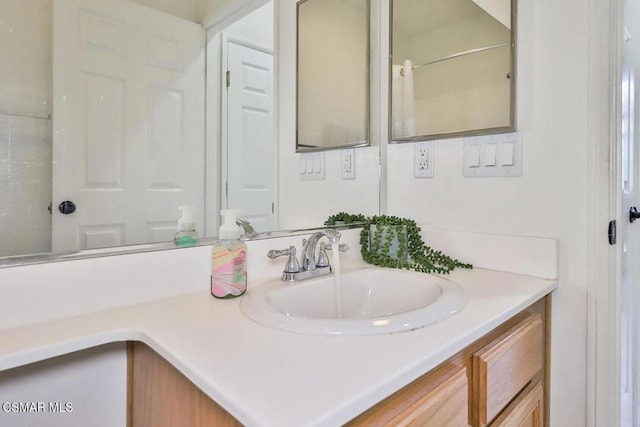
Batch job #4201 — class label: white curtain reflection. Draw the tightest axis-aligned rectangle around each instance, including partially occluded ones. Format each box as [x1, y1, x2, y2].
[391, 59, 416, 138]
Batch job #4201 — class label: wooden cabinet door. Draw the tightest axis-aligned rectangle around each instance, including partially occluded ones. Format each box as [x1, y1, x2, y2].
[348, 365, 470, 427]
[473, 314, 543, 426]
[129, 342, 241, 427]
[490, 381, 543, 427]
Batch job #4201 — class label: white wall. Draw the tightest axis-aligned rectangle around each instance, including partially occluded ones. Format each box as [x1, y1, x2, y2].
[223, 1, 273, 48]
[131, 0, 199, 22]
[384, 0, 588, 424]
[199, 0, 269, 30]
[0, 0, 52, 118]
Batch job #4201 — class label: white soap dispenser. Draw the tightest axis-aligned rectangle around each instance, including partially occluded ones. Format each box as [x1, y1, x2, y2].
[174, 205, 198, 247]
[211, 209, 247, 299]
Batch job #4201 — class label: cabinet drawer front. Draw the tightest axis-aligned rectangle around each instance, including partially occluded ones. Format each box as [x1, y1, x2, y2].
[348, 365, 470, 427]
[473, 314, 543, 425]
[490, 381, 543, 427]
[393, 367, 470, 427]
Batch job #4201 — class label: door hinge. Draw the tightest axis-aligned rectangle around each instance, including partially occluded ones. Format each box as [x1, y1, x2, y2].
[226, 70, 230, 88]
[608, 220, 617, 245]
[272, 202, 275, 214]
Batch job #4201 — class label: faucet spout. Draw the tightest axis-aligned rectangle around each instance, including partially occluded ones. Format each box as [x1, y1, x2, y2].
[301, 229, 341, 271]
[236, 218, 259, 238]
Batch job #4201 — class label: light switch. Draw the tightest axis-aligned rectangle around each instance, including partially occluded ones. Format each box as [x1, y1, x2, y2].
[463, 132, 522, 178]
[482, 144, 497, 167]
[300, 152, 325, 180]
[466, 145, 481, 168]
[499, 142, 515, 166]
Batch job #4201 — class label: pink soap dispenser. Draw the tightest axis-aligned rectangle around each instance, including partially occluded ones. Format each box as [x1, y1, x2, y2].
[211, 210, 247, 299]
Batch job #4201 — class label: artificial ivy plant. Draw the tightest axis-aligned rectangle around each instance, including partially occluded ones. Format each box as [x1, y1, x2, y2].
[324, 212, 366, 225]
[325, 213, 472, 274]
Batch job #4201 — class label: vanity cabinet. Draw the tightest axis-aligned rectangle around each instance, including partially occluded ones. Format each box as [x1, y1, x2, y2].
[349, 297, 548, 427]
[128, 342, 241, 427]
[127, 297, 548, 427]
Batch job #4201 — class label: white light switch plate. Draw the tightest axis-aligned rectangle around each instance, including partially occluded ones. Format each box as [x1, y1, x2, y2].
[300, 152, 325, 180]
[464, 132, 522, 177]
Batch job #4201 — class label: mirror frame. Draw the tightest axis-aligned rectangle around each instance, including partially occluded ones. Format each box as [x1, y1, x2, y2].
[295, 0, 371, 153]
[388, 0, 517, 143]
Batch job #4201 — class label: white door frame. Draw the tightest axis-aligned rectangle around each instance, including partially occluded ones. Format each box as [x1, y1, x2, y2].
[586, 0, 624, 425]
[220, 32, 278, 225]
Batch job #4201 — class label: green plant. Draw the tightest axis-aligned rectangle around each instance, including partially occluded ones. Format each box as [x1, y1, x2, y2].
[330, 213, 472, 274]
[324, 212, 367, 226]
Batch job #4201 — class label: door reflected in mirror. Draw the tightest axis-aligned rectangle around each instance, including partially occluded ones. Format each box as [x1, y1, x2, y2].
[296, 0, 370, 152]
[390, 0, 515, 142]
[0, 0, 276, 259]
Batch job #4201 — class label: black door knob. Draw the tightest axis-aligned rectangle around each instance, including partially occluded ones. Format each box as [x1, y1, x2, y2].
[58, 201, 76, 215]
[630, 206, 640, 223]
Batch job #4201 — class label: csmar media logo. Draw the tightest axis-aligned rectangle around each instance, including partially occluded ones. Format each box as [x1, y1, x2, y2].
[2, 401, 73, 413]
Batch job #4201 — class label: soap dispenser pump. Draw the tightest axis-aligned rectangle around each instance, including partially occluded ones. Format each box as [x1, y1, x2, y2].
[174, 205, 198, 247]
[211, 209, 247, 299]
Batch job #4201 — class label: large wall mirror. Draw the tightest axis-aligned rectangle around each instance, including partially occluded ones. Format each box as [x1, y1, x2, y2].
[0, 0, 380, 265]
[296, 0, 370, 152]
[390, 0, 515, 142]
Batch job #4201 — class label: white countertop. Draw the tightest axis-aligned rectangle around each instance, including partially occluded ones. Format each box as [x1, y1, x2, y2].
[0, 263, 556, 427]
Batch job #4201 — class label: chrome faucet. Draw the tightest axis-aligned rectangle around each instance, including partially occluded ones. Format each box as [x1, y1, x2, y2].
[301, 229, 341, 271]
[236, 218, 260, 239]
[268, 229, 347, 282]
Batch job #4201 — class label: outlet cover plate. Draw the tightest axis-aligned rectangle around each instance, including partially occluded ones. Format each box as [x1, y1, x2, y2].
[414, 141, 434, 178]
[342, 149, 356, 180]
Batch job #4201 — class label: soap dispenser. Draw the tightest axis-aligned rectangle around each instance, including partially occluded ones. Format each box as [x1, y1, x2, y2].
[211, 210, 247, 299]
[174, 205, 198, 247]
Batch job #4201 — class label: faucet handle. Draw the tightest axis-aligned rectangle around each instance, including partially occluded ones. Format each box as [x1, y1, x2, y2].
[317, 243, 349, 267]
[267, 246, 300, 273]
[316, 242, 330, 267]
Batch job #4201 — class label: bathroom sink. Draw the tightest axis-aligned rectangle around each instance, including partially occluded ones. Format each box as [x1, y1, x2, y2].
[239, 267, 467, 335]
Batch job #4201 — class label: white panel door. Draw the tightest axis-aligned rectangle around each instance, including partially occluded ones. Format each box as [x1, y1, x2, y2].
[52, 0, 204, 252]
[621, 3, 640, 423]
[225, 40, 275, 232]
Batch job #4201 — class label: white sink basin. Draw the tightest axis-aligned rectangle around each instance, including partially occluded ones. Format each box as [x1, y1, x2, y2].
[240, 267, 467, 335]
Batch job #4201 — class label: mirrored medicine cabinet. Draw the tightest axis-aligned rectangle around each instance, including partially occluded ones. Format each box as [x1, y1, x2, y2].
[295, 0, 371, 152]
[390, 0, 516, 142]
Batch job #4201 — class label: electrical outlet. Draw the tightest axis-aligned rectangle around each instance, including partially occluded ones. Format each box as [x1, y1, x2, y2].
[414, 141, 434, 178]
[342, 149, 355, 180]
